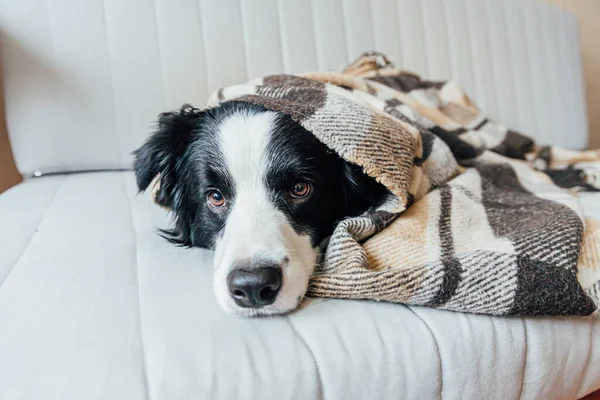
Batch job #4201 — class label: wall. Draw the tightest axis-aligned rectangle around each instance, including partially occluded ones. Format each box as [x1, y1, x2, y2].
[542, 0, 600, 148]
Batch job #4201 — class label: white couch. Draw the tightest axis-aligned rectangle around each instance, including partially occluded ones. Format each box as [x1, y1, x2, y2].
[1, 1, 599, 399]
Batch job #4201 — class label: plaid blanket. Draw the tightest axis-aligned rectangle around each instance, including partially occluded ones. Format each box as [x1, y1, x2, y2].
[209, 52, 600, 316]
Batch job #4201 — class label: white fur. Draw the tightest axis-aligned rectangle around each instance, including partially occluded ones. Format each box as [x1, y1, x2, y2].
[212, 111, 318, 317]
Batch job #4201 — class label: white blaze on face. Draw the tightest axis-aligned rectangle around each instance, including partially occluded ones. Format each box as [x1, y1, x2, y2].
[212, 111, 318, 316]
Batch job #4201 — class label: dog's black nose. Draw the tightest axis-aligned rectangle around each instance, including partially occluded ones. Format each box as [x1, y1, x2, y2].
[227, 267, 282, 308]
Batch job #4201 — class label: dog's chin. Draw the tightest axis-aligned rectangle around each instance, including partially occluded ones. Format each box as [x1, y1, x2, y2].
[213, 262, 314, 317]
[217, 297, 303, 318]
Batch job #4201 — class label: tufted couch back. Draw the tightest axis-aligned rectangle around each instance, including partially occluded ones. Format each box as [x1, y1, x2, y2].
[0, 0, 588, 176]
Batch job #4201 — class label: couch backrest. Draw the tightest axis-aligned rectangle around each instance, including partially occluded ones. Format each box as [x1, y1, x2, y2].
[0, 0, 588, 176]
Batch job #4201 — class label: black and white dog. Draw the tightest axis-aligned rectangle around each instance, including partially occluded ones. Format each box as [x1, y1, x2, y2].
[134, 102, 388, 316]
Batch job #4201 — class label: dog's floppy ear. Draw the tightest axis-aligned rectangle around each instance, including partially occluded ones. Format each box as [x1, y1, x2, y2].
[133, 104, 204, 208]
[342, 161, 390, 212]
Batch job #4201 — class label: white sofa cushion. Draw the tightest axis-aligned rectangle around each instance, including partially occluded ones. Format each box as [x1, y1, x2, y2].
[1, 172, 599, 399]
[0, 0, 588, 175]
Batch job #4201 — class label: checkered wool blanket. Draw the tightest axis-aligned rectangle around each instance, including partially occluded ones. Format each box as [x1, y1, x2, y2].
[210, 52, 600, 316]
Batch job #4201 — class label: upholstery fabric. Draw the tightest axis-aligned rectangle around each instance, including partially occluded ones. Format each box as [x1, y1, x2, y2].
[0, 0, 588, 175]
[0, 172, 599, 399]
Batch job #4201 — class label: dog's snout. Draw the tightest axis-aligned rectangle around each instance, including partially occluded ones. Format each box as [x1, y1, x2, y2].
[227, 266, 282, 308]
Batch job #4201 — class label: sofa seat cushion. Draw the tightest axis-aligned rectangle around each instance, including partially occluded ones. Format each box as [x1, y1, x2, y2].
[1, 171, 599, 400]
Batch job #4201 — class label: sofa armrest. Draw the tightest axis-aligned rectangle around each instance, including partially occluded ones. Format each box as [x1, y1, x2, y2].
[0, 73, 22, 194]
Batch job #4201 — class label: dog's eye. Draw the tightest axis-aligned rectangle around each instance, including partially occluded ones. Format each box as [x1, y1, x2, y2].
[290, 181, 311, 198]
[207, 190, 226, 208]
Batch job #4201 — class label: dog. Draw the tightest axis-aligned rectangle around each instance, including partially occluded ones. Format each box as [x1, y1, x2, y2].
[134, 101, 389, 316]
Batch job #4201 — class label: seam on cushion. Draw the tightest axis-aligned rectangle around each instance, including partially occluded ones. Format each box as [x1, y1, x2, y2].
[439, 0, 454, 80]
[338, 0, 351, 62]
[497, 0, 524, 129]
[517, 1, 540, 139]
[575, 319, 595, 398]
[517, 318, 528, 400]
[550, 10, 569, 148]
[122, 173, 151, 400]
[532, 4, 552, 145]
[405, 307, 443, 400]
[481, 0, 500, 118]
[462, 0, 479, 105]
[44, 0, 68, 169]
[151, 0, 166, 111]
[0, 176, 66, 288]
[394, 0, 404, 68]
[238, 0, 251, 82]
[100, 0, 126, 166]
[283, 313, 324, 400]
[416, 0, 430, 78]
[196, 0, 211, 103]
[275, 0, 288, 72]
[308, 0, 322, 71]
[367, 0, 376, 51]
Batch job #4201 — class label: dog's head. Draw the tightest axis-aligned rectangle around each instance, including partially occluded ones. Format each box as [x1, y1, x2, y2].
[134, 102, 387, 316]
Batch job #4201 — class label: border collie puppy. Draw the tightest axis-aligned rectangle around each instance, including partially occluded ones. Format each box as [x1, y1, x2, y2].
[134, 101, 388, 316]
